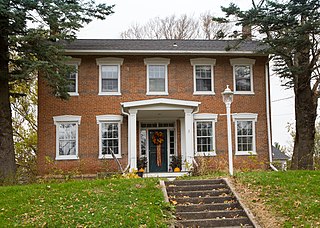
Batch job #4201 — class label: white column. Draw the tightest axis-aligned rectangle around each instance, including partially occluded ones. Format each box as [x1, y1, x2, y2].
[128, 109, 137, 171]
[180, 118, 186, 171]
[226, 103, 233, 176]
[184, 109, 194, 170]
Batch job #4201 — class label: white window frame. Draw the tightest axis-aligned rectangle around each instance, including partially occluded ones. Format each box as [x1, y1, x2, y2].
[144, 58, 170, 96]
[230, 58, 255, 95]
[232, 113, 258, 156]
[194, 114, 218, 156]
[66, 58, 81, 96]
[53, 115, 81, 160]
[96, 115, 123, 159]
[190, 58, 216, 95]
[96, 57, 124, 96]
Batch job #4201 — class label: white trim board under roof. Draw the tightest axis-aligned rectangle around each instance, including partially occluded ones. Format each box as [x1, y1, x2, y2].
[64, 39, 268, 56]
[121, 98, 201, 108]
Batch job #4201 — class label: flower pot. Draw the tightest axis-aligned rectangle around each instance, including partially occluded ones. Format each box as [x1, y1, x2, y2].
[174, 167, 181, 172]
[137, 171, 143, 178]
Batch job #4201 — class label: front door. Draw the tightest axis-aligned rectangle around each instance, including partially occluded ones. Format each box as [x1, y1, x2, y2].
[149, 130, 167, 172]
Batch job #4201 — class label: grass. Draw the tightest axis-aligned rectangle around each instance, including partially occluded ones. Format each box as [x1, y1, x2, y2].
[0, 178, 172, 227]
[235, 170, 320, 227]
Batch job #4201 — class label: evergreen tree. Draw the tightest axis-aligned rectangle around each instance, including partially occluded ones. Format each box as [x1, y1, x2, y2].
[216, 0, 320, 169]
[0, 0, 114, 182]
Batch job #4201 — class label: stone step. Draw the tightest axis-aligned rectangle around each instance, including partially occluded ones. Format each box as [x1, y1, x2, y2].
[173, 196, 237, 205]
[175, 202, 242, 213]
[176, 210, 247, 220]
[166, 179, 225, 186]
[175, 217, 253, 227]
[167, 184, 228, 192]
[169, 189, 232, 198]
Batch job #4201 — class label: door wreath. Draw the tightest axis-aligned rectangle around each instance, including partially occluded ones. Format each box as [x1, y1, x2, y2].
[152, 131, 164, 167]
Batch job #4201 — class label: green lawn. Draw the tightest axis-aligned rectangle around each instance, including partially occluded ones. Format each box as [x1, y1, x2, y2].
[0, 178, 172, 227]
[235, 170, 320, 227]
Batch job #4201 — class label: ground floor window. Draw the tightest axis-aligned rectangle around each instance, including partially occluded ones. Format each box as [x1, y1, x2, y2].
[96, 115, 123, 159]
[53, 115, 81, 160]
[233, 113, 258, 155]
[194, 114, 217, 156]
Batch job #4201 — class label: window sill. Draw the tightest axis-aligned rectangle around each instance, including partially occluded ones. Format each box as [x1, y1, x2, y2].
[193, 91, 215, 96]
[55, 156, 79, 160]
[195, 152, 216, 157]
[98, 92, 122, 96]
[235, 151, 257, 156]
[234, 92, 255, 95]
[99, 155, 122, 159]
[68, 92, 79, 96]
[146, 92, 168, 96]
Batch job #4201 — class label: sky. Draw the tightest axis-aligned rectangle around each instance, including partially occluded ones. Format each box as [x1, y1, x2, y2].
[77, 0, 296, 149]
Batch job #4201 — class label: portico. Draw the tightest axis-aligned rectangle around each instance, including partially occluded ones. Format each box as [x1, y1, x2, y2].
[121, 98, 200, 172]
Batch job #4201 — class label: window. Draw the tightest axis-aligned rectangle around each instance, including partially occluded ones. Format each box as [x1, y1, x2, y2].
[96, 57, 124, 95]
[233, 113, 258, 155]
[190, 58, 216, 95]
[144, 58, 170, 95]
[230, 58, 255, 94]
[53, 115, 81, 160]
[66, 58, 81, 96]
[96, 115, 123, 158]
[194, 114, 218, 156]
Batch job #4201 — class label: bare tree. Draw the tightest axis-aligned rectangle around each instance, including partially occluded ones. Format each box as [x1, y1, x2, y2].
[121, 13, 232, 39]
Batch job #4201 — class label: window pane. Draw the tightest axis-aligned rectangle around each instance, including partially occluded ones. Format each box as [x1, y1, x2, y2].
[235, 65, 251, 91]
[195, 65, 212, 92]
[149, 65, 165, 92]
[237, 120, 253, 152]
[101, 65, 119, 92]
[101, 122, 120, 155]
[196, 121, 213, 153]
[66, 65, 77, 93]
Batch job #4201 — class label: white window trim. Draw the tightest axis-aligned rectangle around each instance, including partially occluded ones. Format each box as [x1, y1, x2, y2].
[230, 58, 255, 95]
[233, 113, 258, 156]
[96, 115, 123, 159]
[144, 58, 170, 96]
[190, 58, 216, 95]
[53, 115, 81, 160]
[194, 113, 218, 156]
[96, 57, 124, 96]
[66, 58, 81, 96]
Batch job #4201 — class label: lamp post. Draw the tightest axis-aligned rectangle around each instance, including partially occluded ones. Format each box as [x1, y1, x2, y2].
[222, 85, 234, 176]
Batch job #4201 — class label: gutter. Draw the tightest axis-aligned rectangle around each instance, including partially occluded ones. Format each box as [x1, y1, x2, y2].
[265, 62, 278, 171]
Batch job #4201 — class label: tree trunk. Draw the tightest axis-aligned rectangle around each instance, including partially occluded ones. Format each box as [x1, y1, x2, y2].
[291, 72, 316, 170]
[0, 30, 16, 181]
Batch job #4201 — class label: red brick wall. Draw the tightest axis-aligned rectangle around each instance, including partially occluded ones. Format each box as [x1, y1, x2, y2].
[38, 55, 270, 175]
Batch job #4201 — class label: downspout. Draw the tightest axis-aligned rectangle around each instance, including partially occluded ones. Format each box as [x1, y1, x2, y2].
[265, 62, 278, 171]
[191, 106, 200, 168]
[121, 106, 131, 172]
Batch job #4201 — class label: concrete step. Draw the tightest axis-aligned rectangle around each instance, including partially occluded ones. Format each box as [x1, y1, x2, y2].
[175, 217, 253, 227]
[166, 179, 225, 186]
[173, 196, 237, 205]
[167, 184, 228, 192]
[176, 210, 247, 220]
[175, 202, 242, 213]
[169, 189, 232, 198]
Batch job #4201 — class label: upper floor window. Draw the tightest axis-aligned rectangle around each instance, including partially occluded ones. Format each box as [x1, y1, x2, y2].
[96, 57, 124, 96]
[232, 113, 258, 155]
[144, 58, 170, 95]
[230, 58, 255, 94]
[190, 58, 216, 95]
[66, 58, 81, 96]
[194, 114, 218, 156]
[53, 115, 81, 160]
[96, 115, 123, 159]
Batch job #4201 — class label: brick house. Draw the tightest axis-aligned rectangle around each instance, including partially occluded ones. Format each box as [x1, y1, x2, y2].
[37, 39, 272, 175]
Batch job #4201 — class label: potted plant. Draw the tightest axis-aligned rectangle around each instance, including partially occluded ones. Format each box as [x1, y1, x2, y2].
[170, 155, 182, 172]
[137, 156, 148, 177]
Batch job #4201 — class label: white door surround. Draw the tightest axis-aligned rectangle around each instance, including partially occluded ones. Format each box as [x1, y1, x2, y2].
[121, 98, 201, 171]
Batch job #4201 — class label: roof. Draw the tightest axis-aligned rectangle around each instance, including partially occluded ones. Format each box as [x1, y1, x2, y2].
[63, 39, 267, 55]
[272, 146, 290, 160]
[121, 98, 200, 108]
